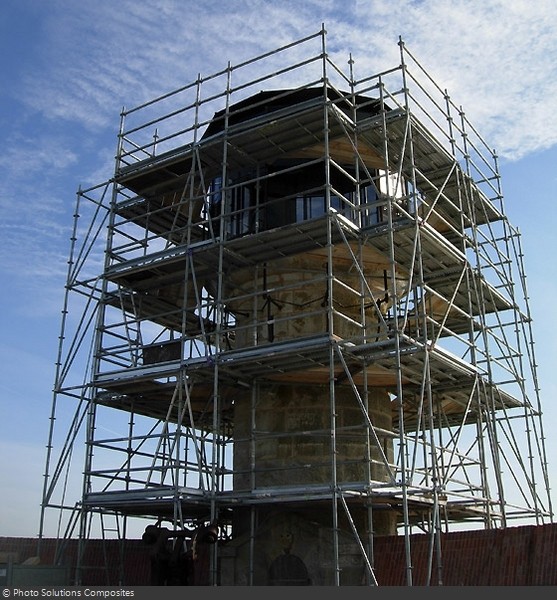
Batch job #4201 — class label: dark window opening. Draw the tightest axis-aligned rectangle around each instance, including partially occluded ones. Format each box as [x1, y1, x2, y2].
[207, 160, 409, 237]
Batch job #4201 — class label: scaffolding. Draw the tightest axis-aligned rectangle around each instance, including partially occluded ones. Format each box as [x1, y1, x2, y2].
[39, 27, 553, 586]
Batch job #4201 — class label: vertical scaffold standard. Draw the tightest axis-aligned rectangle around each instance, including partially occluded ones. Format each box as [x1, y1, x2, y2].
[39, 26, 552, 586]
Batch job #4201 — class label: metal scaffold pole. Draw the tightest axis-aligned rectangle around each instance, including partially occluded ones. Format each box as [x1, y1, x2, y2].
[39, 27, 552, 586]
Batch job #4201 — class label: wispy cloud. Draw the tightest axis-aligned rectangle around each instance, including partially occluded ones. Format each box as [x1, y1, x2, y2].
[0, 0, 555, 539]
[0, 133, 78, 182]
[14, 0, 557, 159]
[2, 0, 556, 319]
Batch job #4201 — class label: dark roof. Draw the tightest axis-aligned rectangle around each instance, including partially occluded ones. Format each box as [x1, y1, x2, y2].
[203, 86, 381, 138]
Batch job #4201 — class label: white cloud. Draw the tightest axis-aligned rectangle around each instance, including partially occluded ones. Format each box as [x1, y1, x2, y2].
[0, 134, 78, 180]
[347, 0, 557, 160]
[0, 0, 555, 542]
[1, 0, 556, 315]
[0, 0, 553, 325]
[14, 0, 557, 161]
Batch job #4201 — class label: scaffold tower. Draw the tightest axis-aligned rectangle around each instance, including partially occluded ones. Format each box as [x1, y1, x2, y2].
[39, 27, 553, 586]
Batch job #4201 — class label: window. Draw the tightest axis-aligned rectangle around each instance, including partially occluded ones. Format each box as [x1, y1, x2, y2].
[208, 176, 257, 238]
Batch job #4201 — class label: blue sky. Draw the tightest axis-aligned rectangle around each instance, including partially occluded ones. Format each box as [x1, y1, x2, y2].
[0, 0, 556, 537]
